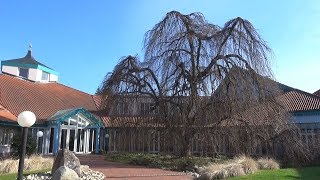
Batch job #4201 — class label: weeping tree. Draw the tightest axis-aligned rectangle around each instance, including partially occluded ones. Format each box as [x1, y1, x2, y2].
[98, 11, 308, 162]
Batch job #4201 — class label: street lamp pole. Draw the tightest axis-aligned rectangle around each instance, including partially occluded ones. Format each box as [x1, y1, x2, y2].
[18, 127, 28, 180]
[17, 111, 36, 180]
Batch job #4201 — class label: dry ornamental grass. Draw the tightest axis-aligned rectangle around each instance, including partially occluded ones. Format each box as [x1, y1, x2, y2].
[0, 155, 53, 174]
[257, 158, 280, 170]
[197, 155, 279, 179]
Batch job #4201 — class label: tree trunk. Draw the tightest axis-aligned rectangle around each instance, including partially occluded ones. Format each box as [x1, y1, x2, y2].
[179, 131, 192, 157]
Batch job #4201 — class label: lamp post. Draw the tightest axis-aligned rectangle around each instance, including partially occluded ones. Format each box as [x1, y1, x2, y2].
[104, 133, 109, 152]
[36, 131, 43, 154]
[17, 111, 36, 180]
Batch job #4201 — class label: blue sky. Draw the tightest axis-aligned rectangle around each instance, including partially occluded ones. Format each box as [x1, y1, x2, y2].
[0, 1, 319, 94]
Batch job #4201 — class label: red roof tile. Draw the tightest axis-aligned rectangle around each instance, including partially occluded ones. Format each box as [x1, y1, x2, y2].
[101, 116, 163, 128]
[313, 89, 320, 96]
[0, 74, 98, 122]
[0, 104, 16, 122]
[278, 90, 320, 112]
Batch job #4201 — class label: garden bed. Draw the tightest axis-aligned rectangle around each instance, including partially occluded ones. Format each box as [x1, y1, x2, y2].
[105, 153, 227, 171]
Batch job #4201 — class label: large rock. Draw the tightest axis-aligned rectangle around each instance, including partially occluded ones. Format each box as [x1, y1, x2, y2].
[52, 166, 79, 180]
[51, 149, 81, 176]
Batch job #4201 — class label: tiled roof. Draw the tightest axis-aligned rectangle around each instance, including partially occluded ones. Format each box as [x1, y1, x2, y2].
[313, 89, 320, 97]
[0, 74, 98, 122]
[278, 90, 320, 112]
[0, 104, 16, 122]
[102, 116, 163, 128]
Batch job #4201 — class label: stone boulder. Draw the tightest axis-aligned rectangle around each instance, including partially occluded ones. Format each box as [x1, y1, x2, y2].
[51, 149, 81, 176]
[52, 166, 79, 180]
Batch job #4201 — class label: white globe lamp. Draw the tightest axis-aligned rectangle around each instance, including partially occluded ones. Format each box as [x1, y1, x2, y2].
[17, 111, 36, 127]
[37, 131, 43, 138]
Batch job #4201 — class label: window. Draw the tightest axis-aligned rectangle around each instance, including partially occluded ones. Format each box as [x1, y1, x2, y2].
[0, 128, 14, 146]
[140, 103, 159, 115]
[19, 68, 29, 78]
[41, 71, 49, 81]
[149, 130, 160, 153]
[115, 102, 129, 115]
[61, 115, 91, 128]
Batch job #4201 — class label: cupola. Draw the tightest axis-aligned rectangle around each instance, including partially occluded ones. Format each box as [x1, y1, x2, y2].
[1, 50, 59, 82]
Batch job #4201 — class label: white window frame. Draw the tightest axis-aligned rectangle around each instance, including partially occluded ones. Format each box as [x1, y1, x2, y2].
[41, 71, 50, 81]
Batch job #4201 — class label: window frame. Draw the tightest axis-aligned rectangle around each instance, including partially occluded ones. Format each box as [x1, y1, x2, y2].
[19, 67, 29, 79]
[140, 103, 159, 115]
[41, 71, 49, 81]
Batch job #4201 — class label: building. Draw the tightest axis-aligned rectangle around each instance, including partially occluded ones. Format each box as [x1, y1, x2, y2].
[0, 50, 105, 156]
[104, 78, 320, 156]
[1, 50, 319, 158]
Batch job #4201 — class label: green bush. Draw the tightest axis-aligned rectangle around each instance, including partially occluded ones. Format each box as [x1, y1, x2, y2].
[130, 155, 153, 166]
[176, 158, 197, 171]
[11, 134, 37, 158]
[105, 152, 217, 171]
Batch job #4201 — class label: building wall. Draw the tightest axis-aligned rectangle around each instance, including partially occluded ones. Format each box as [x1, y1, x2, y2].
[104, 126, 281, 157]
[111, 97, 160, 116]
[2, 65, 58, 82]
[50, 74, 58, 82]
[0, 126, 18, 157]
[292, 113, 320, 124]
[2, 66, 18, 76]
[28, 68, 39, 81]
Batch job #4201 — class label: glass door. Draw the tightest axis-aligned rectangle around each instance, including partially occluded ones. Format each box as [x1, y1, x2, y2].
[76, 129, 85, 153]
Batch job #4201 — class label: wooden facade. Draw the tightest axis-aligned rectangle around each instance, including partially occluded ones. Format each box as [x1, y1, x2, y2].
[104, 126, 309, 158]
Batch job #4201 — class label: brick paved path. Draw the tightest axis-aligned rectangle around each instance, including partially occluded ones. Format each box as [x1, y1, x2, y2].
[77, 154, 193, 180]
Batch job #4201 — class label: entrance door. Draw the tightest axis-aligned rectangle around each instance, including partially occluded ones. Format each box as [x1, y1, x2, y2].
[69, 129, 75, 151]
[59, 128, 96, 154]
[76, 129, 85, 153]
[60, 128, 84, 153]
[59, 128, 77, 152]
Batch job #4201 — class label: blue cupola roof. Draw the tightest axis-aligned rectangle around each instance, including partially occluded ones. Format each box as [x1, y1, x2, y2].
[1, 50, 59, 75]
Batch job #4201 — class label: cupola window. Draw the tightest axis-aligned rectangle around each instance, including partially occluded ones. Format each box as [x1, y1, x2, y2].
[42, 71, 49, 81]
[19, 68, 29, 79]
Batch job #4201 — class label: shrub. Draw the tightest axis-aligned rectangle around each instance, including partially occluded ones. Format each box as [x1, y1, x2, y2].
[257, 158, 280, 170]
[11, 134, 37, 158]
[106, 153, 215, 171]
[176, 158, 197, 171]
[129, 155, 153, 166]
